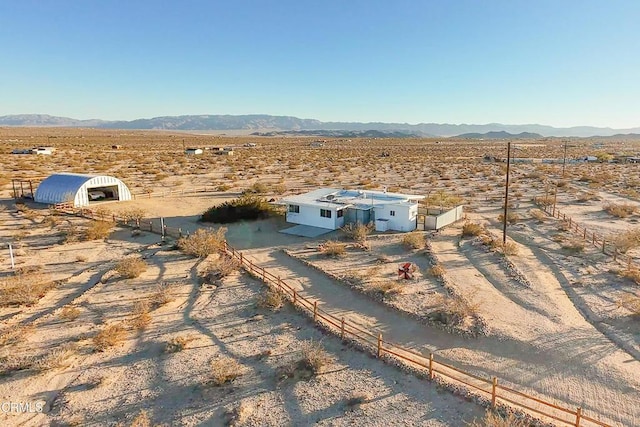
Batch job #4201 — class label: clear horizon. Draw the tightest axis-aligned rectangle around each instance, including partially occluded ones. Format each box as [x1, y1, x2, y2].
[1, 1, 638, 128]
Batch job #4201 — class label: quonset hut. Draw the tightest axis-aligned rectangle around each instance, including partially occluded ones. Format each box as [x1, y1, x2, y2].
[34, 173, 132, 207]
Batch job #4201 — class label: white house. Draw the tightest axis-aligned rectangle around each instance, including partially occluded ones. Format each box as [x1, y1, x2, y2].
[279, 188, 424, 232]
[185, 148, 203, 155]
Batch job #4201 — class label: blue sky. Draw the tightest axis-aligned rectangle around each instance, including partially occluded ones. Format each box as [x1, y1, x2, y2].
[1, 1, 638, 127]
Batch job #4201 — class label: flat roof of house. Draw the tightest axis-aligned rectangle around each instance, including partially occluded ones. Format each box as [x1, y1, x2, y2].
[279, 188, 424, 209]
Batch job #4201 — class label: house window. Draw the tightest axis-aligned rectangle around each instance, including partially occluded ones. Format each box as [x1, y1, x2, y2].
[390, 210, 396, 216]
[320, 209, 332, 218]
[337, 209, 344, 218]
[288, 204, 300, 213]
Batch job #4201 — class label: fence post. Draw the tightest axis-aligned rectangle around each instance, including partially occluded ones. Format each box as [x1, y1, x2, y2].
[377, 333, 383, 358]
[262, 266, 265, 282]
[575, 407, 582, 427]
[313, 301, 318, 322]
[240, 252, 243, 265]
[293, 289, 297, 305]
[178, 228, 182, 238]
[602, 239, 606, 253]
[113, 214, 116, 223]
[428, 353, 434, 379]
[568, 217, 572, 228]
[277, 276, 282, 290]
[248, 259, 253, 272]
[492, 377, 498, 408]
[583, 228, 587, 239]
[340, 317, 345, 340]
[592, 232, 595, 245]
[149, 221, 153, 232]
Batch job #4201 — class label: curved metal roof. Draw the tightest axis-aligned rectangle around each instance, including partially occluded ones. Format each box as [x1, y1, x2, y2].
[34, 173, 132, 207]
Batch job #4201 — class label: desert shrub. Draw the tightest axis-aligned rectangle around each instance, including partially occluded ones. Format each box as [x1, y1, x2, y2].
[85, 220, 113, 240]
[612, 228, 640, 253]
[178, 228, 227, 258]
[562, 239, 585, 252]
[462, 222, 484, 237]
[529, 209, 546, 222]
[165, 335, 196, 353]
[603, 202, 637, 218]
[202, 255, 241, 282]
[342, 270, 366, 286]
[429, 264, 445, 278]
[120, 208, 147, 223]
[430, 294, 479, 327]
[130, 300, 152, 330]
[0, 272, 56, 307]
[320, 240, 347, 257]
[93, 323, 127, 351]
[201, 194, 275, 223]
[533, 195, 554, 206]
[620, 268, 640, 285]
[225, 401, 253, 427]
[35, 343, 77, 371]
[469, 410, 529, 427]
[0, 324, 34, 346]
[369, 280, 404, 297]
[501, 241, 519, 256]
[116, 256, 147, 278]
[340, 222, 374, 243]
[243, 182, 269, 194]
[63, 224, 80, 244]
[617, 294, 640, 316]
[150, 283, 175, 307]
[210, 356, 243, 386]
[576, 191, 599, 202]
[497, 212, 519, 224]
[300, 340, 332, 375]
[60, 306, 81, 321]
[402, 231, 426, 249]
[216, 183, 232, 192]
[257, 289, 284, 311]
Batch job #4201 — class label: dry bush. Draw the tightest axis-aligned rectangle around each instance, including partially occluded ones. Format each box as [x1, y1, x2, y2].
[612, 228, 640, 253]
[462, 222, 484, 237]
[178, 227, 227, 258]
[130, 410, 152, 427]
[116, 256, 147, 278]
[300, 340, 332, 375]
[0, 354, 34, 376]
[149, 283, 174, 308]
[576, 191, 599, 202]
[225, 401, 253, 426]
[342, 270, 366, 286]
[210, 356, 243, 386]
[130, 300, 152, 330]
[562, 239, 585, 252]
[35, 343, 77, 371]
[120, 208, 147, 223]
[369, 280, 404, 297]
[402, 231, 426, 249]
[341, 222, 374, 243]
[62, 224, 80, 244]
[429, 264, 446, 278]
[0, 324, 34, 346]
[257, 288, 284, 311]
[93, 323, 127, 351]
[0, 272, 56, 307]
[202, 255, 241, 282]
[320, 240, 346, 257]
[430, 294, 479, 327]
[165, 335, 196, 353]
[620, 268, 640, 285]
[469, 410, 529, 427]
[603, 202, 637, 218]
[617, 294, 640, 316]
[60, 306, 81, 321]
[497, 212, 519, 224]
[501, 241, 519, 256]
[85, 220, 113, 240]
[529, 209, 546, 222]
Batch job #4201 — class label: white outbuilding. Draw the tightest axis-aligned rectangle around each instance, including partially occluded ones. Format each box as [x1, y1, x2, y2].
[34, 173, 132, 207]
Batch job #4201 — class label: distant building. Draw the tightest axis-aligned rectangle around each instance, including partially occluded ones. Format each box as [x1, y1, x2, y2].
[185, 148, 203, 155]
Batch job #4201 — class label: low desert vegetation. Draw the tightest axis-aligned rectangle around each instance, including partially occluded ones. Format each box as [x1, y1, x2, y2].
[115, 256, 147, 279]
[0, 324, 34, 346]
[178, 227, 227, 258]
[279, 340, 333, 380]
[149, 283, 175, 308]
[130, 410, 152, 427]
[60, 305, 81, 321]
[201, 194, 275, 223]
[501, 241, 519, 256]
[202, 254, 241, 283]
[497, 212, 519, 224]
[620, 268, 640, 286]
[430, 294, 480, 327]
[603, 202, 637, 218]
[402, 230, 426, 249]
[462, 222, 484, 237]
[612, 228, 640, 253]
[119, 208, 147, 224]
[561, 238, 585, 252]
[429, 263, 446, 278]
[209, 356, 244, 386]
[165, 335, 197, 353]
[93, 323, 128, 351]
[341, 222, 374, 243]
[0, 271, 56, 307]
[468, 410, 529, 427]
[369, 280, 404, 297]
[617, 294, 640, 316]
[529, 208, 546, 222]
[319, 240, 347, 257]
[129, 300, 152, 330]
[34, 343, 78, 371]
[225, 401, 253, 427]
[257, 288, 284, 311]
[84, 220, 113, 240]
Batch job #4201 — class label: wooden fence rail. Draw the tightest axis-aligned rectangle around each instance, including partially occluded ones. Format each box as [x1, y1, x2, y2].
[55, 204, 611, 427]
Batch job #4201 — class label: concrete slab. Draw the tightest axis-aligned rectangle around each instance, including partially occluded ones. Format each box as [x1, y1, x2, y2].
[280, 224, 333, 238]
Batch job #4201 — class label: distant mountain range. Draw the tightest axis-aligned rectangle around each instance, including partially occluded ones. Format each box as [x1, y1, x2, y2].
[251, 129, 420, 138]
[455, 131, 543, 139]
[1, 114, 640, 138]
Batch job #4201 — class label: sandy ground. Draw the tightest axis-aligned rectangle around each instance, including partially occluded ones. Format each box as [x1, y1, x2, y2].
[0, 200, 486, 426]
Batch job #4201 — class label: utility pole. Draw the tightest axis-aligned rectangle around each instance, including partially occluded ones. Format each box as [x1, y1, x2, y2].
[502, 142, 511, 245]
[562, 140, 568, 178]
